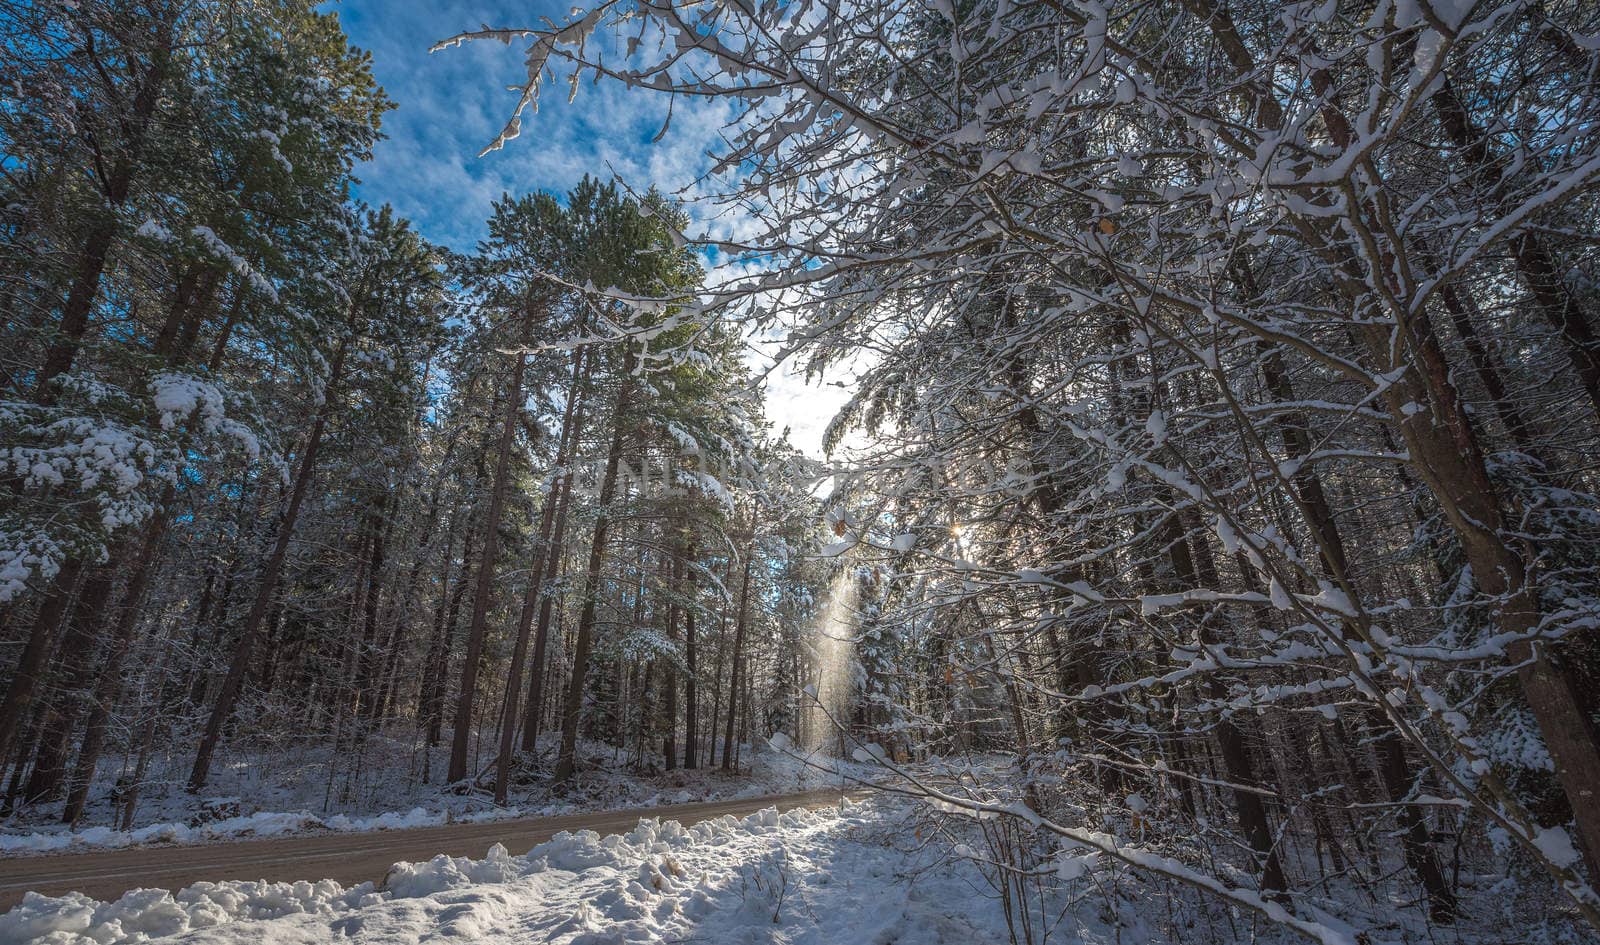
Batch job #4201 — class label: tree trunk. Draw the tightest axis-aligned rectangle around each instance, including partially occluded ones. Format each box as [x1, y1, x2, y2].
[681, 540, 700, 767]
[706, 559, 732, 769]
[493, 341, 567, 799]
[63, 510, 169, 823]
[1167, 518, 1290, 897]
[0, 558, 84, 770]
[26, 262, 223, 798]
[519, 472, 575, 753]
[429, 540, 473, 750]
[356, 497, 390, 722]
[188, 337, 351, 791]
[22, 569, 112, 803]
[662, 542, 682, 770]
[521, 345, 590, 754]
[449, 352, 528, 785]
[683, 541, 699, 770]
[1256, 340, 1457, 920]
[1431, 78, 1600, 422]
[1436, 280, 1538, 454]
[554, 350, 635, 782]
[722, 552, 754, 772]
[417, 546, 454, 736]
[1377, 304, 1600, 885]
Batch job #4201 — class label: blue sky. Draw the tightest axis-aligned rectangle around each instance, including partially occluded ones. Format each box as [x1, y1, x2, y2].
[330, 1, 731, 251]
[328, 0, 850, 455]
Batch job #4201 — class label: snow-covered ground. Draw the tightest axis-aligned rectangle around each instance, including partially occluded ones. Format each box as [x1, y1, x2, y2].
[4, 798, 989, 945]
[4, 782, 1584, 945]
[1, 735, 863, 856]
[2, 741, 1581, 945]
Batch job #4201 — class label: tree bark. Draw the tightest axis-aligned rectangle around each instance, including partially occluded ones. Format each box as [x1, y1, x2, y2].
[555, 350, 635, 782]
[683, 539, 699, 769]
[355, 497, 390, 722]
[22, 569, 111, 803]
[425, 543, 473, 750]
[63, 509, 169, 823]
[662, 541, 683, 770]
[521, 345, 590, 754]
[188, 336, 351, 791]
[449, 352, 528, 785]
[1436, 281, 1538, 454]
[1377, 301, 1600, 885]
[493, 341, 567, 800]
[0, 558, 84, 770]
[722, 551, 754, 772]
[1256, 341, 1458, 921]
[1167, 517, 1290, 897]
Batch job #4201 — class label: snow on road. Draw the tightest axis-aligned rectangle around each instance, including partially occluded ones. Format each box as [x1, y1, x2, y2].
[2, 798, 1004, 945]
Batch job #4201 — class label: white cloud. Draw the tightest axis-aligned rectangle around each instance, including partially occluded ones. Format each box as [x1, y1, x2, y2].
[337, 0, 735, 248]
[335, 0, 849, 456]
[749, 351, 855, 459]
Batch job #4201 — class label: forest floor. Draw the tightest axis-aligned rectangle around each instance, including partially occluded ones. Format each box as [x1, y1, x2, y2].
[1, 792, 1552, 945]
[7, 798, 966, 945]
[1, 745, 1578, 945]
[0, 733, 866, 856]
[0, 790, 853, 910]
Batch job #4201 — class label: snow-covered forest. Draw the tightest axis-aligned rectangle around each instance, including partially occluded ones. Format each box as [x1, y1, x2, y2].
[0, 0, 831, 828]
[5, 0, 1600, 943]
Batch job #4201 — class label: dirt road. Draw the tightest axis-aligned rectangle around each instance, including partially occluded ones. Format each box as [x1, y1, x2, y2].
[0, 790, 852, 910]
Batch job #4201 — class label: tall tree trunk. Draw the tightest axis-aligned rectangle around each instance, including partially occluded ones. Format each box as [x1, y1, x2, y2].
[28, 258, 230, 799]
[662, 536, 683, 770]
[0, 559, 84, 770]
[21, 570, 112, 803]
[27, 262, 222, 796]
[492, 343, 568, 799]
[520, 345, 590, 754]
[520, 480, 575, 753]
[32, 200, 111, 397]
[683, 539, 699, 770]
[2, 708, 45, 816]
[1431, 78, 1600, 422]
[1435, 280, 1539, 454]
[356, 497, 390, 722]
[1188, 20, 1600, 892]
[1198, 27, 1592, 895]
[494, 558, 537, 804]
[1167, 517, 1290, 897]
[977, 610, 1042, 812]
[64, 510, 169, 822]
[449, 352, 528, 785]
[706, 558, 732, 769]
[722, 551, 754, 772]
[188, 337, 351, 791]
[1508, 232, 1600, 422]
[1254, 340, 1458, 920]
[426, 550, 473, 750]
[419, 499, 469, 751]
[554, 349, 635, 782]
[1379, 316, 1600, 883]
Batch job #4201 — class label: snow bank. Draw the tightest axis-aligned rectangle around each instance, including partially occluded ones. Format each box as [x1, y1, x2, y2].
[1, 804, 850, 945]
[1, 879, 378, 945]
[0, 807, 475, 856]
[5, 790, 1538, 945]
